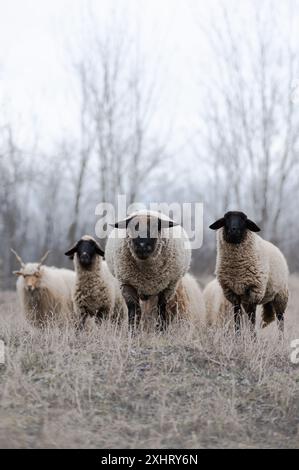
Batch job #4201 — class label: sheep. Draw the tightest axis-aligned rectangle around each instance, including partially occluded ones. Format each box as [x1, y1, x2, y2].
[105, 210, 191, 329]
[139, 273, 206, 330]
[12, 249, 76, 327]
[203, 278, 233, 326]
[209, 211, 289, 333]
[65, 235, 127, 327]
[203, 278, 264, 330]
[168, 273, 206, 325]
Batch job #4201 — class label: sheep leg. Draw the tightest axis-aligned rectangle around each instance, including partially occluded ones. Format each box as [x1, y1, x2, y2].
[157, 291, 168, 331]
[77, 311, 89, 330]
[261, 302, 275, 328]
[121, 284, 141, 330]
[273, 291, 288, 335]
[233, 304, 242, 333]
[243, 303, 257, 335]
[276, 312, 284, 333]
[223, 288, 242, 333]
[157, 284, 177, 331]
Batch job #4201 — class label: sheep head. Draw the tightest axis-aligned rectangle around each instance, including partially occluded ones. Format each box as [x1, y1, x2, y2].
[11, 249, 50, 291]
[65, 235, 104, 268]
[209, 211, 261, 244]
[112, 211, 178, 261]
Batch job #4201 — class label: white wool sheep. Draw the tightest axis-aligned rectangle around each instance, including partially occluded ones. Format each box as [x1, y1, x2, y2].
[65, 235, 126, 326]
[12, 249, 75, 327]
[203, 278, 233, 326]
[105, 210, 191, 329]
[139, 273, 206, 330]
[203, 278, 264, 329]
[169, 273, 206, 325]
[210, 211, 289, 332]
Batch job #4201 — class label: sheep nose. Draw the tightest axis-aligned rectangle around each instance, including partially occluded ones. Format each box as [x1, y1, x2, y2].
[80, 252, 90, 262]
[139, 241, 147, 250]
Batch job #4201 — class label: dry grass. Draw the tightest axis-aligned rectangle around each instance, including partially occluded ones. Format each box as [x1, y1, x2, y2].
[0, 277, 298, 449]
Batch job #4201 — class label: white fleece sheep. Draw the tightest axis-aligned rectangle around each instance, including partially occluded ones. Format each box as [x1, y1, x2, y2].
[203, 278, 234, 326]
[140, 273, 206, 329]
[203, 278, 264, 329]
[12, 250, 76, 327]
[65, 235, 126, 326]
[105, 210, 191, 329]
[170, 273, 206, 325]
[210, 212, 289, 332]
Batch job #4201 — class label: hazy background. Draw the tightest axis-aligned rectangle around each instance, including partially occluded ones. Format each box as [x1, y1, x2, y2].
[1, 0, 299, 288]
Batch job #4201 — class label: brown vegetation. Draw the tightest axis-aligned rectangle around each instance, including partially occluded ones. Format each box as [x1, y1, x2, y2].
[0, 276, 298, 449]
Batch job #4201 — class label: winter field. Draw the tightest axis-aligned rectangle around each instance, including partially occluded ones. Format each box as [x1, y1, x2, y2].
[0, 276, 298, 449]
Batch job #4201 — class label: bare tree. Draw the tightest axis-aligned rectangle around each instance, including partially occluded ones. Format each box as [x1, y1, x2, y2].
[67, 62, 95, 245]
[71, 16, 168, 211]
[195, 2, 299, 243]
[0, 124, 32, 286]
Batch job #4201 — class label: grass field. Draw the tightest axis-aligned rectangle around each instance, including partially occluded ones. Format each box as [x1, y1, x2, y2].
[0, 277, 298, 449]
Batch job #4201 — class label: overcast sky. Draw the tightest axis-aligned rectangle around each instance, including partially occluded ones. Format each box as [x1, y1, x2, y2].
[0, 0, 211, 151]
[0, 0, 297, 157]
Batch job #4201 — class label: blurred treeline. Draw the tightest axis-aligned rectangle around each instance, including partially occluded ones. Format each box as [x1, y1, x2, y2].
[1, 1, 299, 289]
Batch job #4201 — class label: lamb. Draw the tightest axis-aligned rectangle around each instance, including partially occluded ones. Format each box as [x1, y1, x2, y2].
[65, 235, 127, 327]
[105, 210, 191, 329]
[12, 249, 76, 327]
[209, 211, 289, 333]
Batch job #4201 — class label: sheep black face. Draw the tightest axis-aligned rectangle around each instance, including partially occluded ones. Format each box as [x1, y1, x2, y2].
[128, 218, 159, 260]
[113, 214, 178, 261]
[209, 211, 261, 244]
[131, 234, 157, 260]
[65, 236, 104, 267]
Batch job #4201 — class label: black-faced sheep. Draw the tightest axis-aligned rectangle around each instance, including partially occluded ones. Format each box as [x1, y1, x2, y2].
[65, 235, 127, 327]
[105, 210, 191, 329]
[209, 211, 289, 333]
[12, 249, 75, 327]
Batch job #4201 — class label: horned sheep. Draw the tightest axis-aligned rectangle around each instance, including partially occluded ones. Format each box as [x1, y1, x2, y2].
[12, 249, 76, 327]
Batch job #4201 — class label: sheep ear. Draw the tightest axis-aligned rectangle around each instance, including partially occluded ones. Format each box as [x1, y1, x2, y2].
[157, 218, 179, 231]
[209, 218, 225, 230]
[64, 242, 79, 259]
[246, 219, 261, 232]
[95, 242, 105, 258]
[13, 270, 22, 276]
[112, 216, 135, 229]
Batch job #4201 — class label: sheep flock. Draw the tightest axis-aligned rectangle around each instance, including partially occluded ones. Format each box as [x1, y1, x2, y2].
[11, 210, 289, 336]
